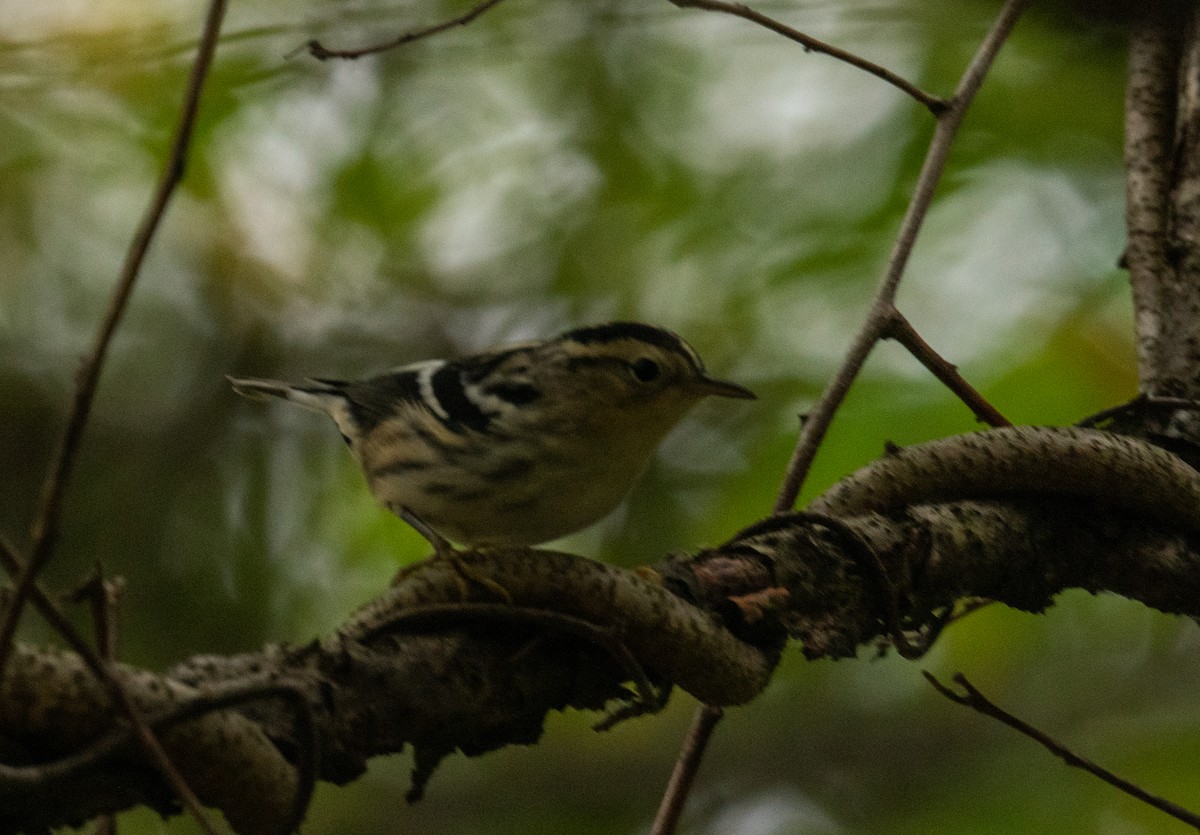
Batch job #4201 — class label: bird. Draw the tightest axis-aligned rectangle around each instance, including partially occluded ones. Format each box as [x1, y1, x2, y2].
[228, 321, 755, 552]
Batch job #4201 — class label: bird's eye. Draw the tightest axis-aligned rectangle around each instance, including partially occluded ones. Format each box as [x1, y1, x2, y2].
[630, 357, 661, 383]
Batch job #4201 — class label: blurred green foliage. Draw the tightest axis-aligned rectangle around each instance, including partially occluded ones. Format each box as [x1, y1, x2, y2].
[3, 0, 1198, 833]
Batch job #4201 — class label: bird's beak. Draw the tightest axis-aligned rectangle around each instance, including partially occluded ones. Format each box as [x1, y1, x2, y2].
[693, 374, 756, 400]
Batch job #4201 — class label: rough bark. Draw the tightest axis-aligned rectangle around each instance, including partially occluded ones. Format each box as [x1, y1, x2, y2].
[5, 428, 1200, 832]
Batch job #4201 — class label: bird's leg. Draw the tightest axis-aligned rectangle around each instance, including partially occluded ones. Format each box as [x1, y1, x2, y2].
[398, 507, 511, 602]
[397, 507, 457, 559]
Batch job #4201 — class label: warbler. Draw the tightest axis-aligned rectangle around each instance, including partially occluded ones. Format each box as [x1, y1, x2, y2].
[228, 321, 754, 550]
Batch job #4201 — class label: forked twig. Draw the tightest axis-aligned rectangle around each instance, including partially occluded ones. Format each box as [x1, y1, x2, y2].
[773, 0, 1030, 514]
[303, 0, 511, 60]
[71, 567, 124, 661]
[666, 0, 946, 113]
[654, 4, 1031, 833]
[0, 539, 115, 678]
[925, 672, 1200, 829]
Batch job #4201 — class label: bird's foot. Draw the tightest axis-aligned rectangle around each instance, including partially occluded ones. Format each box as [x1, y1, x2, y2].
[399, 507, 512, 602]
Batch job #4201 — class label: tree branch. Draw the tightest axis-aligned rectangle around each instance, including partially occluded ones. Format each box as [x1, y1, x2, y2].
[0, 0, 230, 680]
[0, 654, 311, 835]
[649, 704, 724, 835]
[925, 672, 1200, 830]
[809, 426, 1200, 535]
[6, 426, 1200, 832]
[773, 0, 1031, 512]
[1125, 14, 1188, 395]
[1173, 7, 1200, 317]
[303, 0, 510, 60]
[883, 309, 1012, 428]
[0, 550, 777, 832]
[664, 0, 946, 113]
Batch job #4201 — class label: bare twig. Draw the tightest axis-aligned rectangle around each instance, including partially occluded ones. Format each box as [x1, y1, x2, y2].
[71, 566, 125, 661]
[0, 0, 229, 828]
[73, 568, 124, 835]
[303, 0, 510, 60]
[773, 0, 1030, 513]
[649, 704, 724, 835]
[925, 672, 1200, 829]
[0, 0, 230, 679]
[884, 309, 1011, 428]
[666, 0, 946, 113]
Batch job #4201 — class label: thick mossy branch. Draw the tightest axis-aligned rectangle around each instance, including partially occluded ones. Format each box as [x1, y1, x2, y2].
[0, 553, 778, 832]
[671, 500, 1200, 659]
[664, 427, 1200, 658]
[341, 549, 780, 706]
[3, 427, 1199, 833]
[810, 426, 1200, 532]
[0, 645, 298, 834]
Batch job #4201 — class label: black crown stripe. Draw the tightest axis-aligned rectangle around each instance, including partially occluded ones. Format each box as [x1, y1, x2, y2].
[563, 322, 703, 370]
[430, 362, 493, 432]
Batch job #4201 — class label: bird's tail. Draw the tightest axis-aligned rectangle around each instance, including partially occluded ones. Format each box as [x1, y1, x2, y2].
[227, 376, 345, 414]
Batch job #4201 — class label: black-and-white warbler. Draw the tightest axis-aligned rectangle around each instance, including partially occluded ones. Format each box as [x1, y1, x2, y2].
[229, 321, 754, 549]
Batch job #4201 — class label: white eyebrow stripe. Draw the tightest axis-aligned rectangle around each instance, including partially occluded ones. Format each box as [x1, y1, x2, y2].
[462, 380, 518, 415]
[413, 360, 451, 421]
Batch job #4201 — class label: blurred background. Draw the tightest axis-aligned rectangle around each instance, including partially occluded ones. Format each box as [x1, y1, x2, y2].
[3, 0, 1198, 832]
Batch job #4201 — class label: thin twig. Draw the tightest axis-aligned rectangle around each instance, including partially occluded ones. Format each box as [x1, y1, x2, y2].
[925, 672, 1200, 829]
[303, 0, 510, 60]
[772, 0, 1030, 513]
[0, 0, 229, 827]
[74, 567, 123, 835]
[71, 566, 124, 661]
[0, 0, 230, 679]
[667, 0, 946, 113]
[0, 538, 107, 677]
[649, 704, 724, 835]
[884, 308, 1011, 428]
